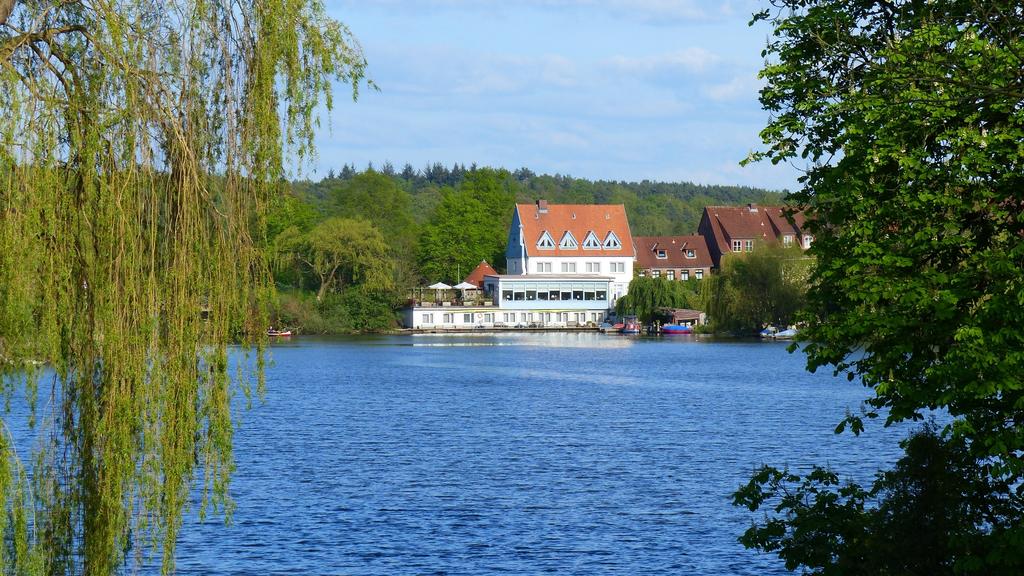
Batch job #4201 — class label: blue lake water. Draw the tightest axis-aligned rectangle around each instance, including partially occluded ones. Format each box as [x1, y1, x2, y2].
[149, 333, 909, 575]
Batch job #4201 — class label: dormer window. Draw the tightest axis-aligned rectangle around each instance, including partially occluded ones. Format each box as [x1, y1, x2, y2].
[684, 249, 696, 259]
[582, 231, 602, 249]
[536, 231, 555, 249]
[603, 232, 621, 249]
[803, 235, 813, 248]
[656, 249, 667, 259]
[559, 231, 578, 249]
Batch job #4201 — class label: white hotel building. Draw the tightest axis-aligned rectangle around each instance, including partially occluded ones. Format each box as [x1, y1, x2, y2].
[404, 201, 635, 329]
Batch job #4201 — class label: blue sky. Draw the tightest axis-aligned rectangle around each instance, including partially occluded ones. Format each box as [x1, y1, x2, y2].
[317, 0, 801, 191]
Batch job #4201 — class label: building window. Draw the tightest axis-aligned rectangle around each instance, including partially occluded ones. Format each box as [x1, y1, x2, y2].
[596, 290, 607, 300]
[603, 232, 622, 249]
[667, 270, 675, 280]
[484, 313, 493, 323]
[681, 270, 689, 281]
[610, 262, 625, 273]
[526, 290, 536, 300]
[695, 269, 704, 280]
[582, 231, 602, 249]
[536, 261, 552, 273]
[685, 249, 696, 259]
[804, 235, 814, 248]
[732, 239, 743, 252]
[443, 313, 453, 323]
[463, 313, 472, 323]
[652, 270, 661, 278]
[537, 231, 555, 249]
[639, 269, 647, 277]
[422, 313, 434, 324]
[656, 249, 667, 259]
[559, 231, 578, 249]
[561, 262, 577, 273]
[745, 239, 754, 252]
[586, 262, 601, 273]
[783, 235, 793, 247]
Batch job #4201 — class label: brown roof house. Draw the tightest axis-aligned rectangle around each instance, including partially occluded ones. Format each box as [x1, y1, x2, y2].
[633, 235, 712, 282]
[697, 204, 812, 268]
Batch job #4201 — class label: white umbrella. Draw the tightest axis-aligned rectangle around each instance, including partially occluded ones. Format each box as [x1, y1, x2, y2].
[427, 282, 451, 304]
[453, 281, 477, 290]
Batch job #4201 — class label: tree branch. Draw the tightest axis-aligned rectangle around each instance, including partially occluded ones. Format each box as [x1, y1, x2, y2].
[0, 0, 14, 26]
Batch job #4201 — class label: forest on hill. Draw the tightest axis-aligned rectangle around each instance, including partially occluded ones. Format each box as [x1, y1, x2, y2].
[270, 164, 785, 332]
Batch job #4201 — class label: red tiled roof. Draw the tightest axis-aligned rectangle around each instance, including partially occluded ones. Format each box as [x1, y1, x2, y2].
[517, 203, 634, 258]
[763, 207, 804, 238]
[705, 205, 807, 246]
[634, 235, 713, 270]
[464, 260, 498, 287]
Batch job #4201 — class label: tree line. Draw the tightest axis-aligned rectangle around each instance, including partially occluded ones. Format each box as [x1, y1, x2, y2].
[269, 166, 785, 333]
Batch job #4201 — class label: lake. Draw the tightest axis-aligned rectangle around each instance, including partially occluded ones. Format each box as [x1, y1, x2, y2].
[146, 333, 908, 575]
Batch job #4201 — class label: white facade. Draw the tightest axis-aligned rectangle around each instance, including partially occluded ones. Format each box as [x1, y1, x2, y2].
[506, 255, 632, 304]
[404, 305, 608, 329]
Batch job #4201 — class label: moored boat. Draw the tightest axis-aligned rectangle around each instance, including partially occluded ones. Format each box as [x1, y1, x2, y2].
[619, 317, 640, 334]
[267, 329, 293, 337]
[661, 324, 693, 335]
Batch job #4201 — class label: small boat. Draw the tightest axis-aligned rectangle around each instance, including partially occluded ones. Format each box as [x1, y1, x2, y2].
[619, 318, 640, 334]
[661, 324, 693, 335]
[267, 329, 293, 337]
[760, 326, 796, 339]
[598, 322, 615, 333]
[773, 328, 798, 339]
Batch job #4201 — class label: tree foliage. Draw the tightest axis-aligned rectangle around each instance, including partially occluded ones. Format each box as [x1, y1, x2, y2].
[741, 0, 1024, 570]
[705, 244, 808, 334]
[279, 217, 393, 301]
[615, 277, 700, 324]
[0, 1, 366, 573]
[417, 168, 515, 283]
[734, 423, 1024, 575]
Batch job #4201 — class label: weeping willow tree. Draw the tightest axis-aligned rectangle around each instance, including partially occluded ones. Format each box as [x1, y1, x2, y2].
[0, 1, 367, 574]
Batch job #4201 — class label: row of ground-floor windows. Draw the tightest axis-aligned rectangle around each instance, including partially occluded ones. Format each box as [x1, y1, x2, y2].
[501, 312, 602, 324]
[421, 312, 497, 324]
[419, 311, 603, 325]
[640, 269, 704, 280]
[502, 289, 607, 302]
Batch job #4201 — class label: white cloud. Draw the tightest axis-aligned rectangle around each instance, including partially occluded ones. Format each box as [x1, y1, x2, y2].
[701, 74, 761, 102]
[606, 47, 720, 76]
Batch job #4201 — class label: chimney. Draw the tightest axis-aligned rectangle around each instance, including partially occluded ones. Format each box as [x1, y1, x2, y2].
[536, 199, 549, 214]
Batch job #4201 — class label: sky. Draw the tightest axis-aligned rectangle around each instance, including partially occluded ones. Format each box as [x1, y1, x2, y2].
[316, 0, 802, 191]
